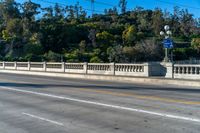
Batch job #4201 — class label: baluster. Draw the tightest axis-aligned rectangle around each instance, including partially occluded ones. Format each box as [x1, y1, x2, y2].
[94, 65, 96, 70]
[138, 66, 140, 72]
[174, 67, 176, 73]
[190, 67, 193, 74]
[139, 66, 141, 72]
[177, 67, 180, 74]
[127, 66, 129, 72]
[137, 66, 139, 72]
[195, 67, 198, 74]
[119, 66, 121, 71]
[139, 66, 142, 72]
[141, 66, 143, 72]
[199, 67, 200, 75]
[192, 67, 194, 74]
[176, 66, 179, 74]
[186, 67, 188, 74]
[131, 66, 133, 72]
[132, 66, 135, 72]
[182, 67, 184, 74]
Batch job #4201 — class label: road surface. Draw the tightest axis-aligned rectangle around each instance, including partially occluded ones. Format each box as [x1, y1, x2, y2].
[0, 73, 199, 133]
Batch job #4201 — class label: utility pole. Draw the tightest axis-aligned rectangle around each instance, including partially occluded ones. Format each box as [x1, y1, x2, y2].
[91, 0, 94, 16]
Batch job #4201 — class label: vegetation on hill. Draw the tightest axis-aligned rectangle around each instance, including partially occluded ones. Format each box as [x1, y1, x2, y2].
[0, 0, 200, 62]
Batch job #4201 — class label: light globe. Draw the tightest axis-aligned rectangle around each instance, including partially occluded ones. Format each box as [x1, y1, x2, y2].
[160, 31, 165, 36]
[164, 25, 170, 31]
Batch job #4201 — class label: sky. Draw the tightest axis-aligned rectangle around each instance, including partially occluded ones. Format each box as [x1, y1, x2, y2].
[16, 0, 200, 18]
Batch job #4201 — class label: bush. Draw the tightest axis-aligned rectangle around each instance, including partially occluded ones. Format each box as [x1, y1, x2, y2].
[25, 54, 43, 62]
[24, 43, 43, 55]
[44, 51, 61, 62]
[90, 56, 102, 63]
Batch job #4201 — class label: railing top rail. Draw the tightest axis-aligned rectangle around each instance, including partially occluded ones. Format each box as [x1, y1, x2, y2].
[88, 63, 111, 65]
[30, 62, 44, 64]
[16, 62, 28, 64]
[4, 61, 15, 63]
[174, 64, 200, 67]
[65, 63, 85, 65]
[46, 62, 62, 65]
[116, 63, 145, 66]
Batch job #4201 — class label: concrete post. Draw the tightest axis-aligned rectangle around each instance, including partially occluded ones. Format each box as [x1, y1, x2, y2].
[14, 61, 17, 70]
[83, 62, 88, 74]
[144, 63, 150, 77]
[62, 62, 65, 72]
[43, 62, 46, 71]
[28, 62, 31, 71]
[110, 62, 115, 75]
[3, 61, 5, 69]
[163, 62, 174, 78]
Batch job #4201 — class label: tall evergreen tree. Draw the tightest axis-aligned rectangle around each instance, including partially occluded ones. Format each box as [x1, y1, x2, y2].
[119, 0, 127, 14]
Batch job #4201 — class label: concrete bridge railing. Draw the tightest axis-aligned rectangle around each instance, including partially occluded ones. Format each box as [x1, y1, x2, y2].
[0, 61, 200, 80]
[174, 64, 200, 80]
[0, 62, 150, 77]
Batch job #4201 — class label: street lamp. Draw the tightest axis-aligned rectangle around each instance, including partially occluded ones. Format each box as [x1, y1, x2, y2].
[160, 25, 173, 62]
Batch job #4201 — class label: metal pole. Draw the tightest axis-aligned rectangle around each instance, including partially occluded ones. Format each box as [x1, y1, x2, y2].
[164, 48, 169, 62]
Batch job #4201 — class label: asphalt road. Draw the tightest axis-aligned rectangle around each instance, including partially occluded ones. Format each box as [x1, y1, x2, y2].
[0, 73, 200, 133]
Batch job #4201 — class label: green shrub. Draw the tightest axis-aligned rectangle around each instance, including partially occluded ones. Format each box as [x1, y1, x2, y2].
[90, 56, 102, 63]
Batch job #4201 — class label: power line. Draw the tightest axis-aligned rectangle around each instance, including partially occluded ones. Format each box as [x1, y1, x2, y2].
[84, 0, 115, 7]
[34, 0, 104, 13]
[83, 0, 133, 12]
[156, 0, 200, 10]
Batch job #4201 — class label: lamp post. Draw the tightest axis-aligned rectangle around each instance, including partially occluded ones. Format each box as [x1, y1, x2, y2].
[160, 25, 172, 62]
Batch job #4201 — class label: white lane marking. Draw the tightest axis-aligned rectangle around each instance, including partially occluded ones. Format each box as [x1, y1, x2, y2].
[1, 86, 200, 123]
[22, 112, 64, 126]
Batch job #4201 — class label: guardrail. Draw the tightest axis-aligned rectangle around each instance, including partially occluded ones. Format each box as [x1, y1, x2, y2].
[174, 64, 200, 80]
[0, 62, 150, 77]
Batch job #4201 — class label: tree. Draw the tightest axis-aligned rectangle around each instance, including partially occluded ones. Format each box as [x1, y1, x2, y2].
[152, 8, 164, 35]
[22, 1, 40, 21]
[79, 40, 86, 52]
[122, 25, 137, 46]
[96, 31, 115, 49]
[54, 3, 64, 19]
[119, 0, 127, 14]
[179, 9, 195, 38]
[191, 38, 200, 53]
[88, 29, 97, 47]
[170, 6, 181, 37]
[107, 45, 125, 62]
[0, 0, 199, 62]
[0, 0, 20, 21]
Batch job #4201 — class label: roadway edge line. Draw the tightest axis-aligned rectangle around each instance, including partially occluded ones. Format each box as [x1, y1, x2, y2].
[22, 112, 64, 126]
